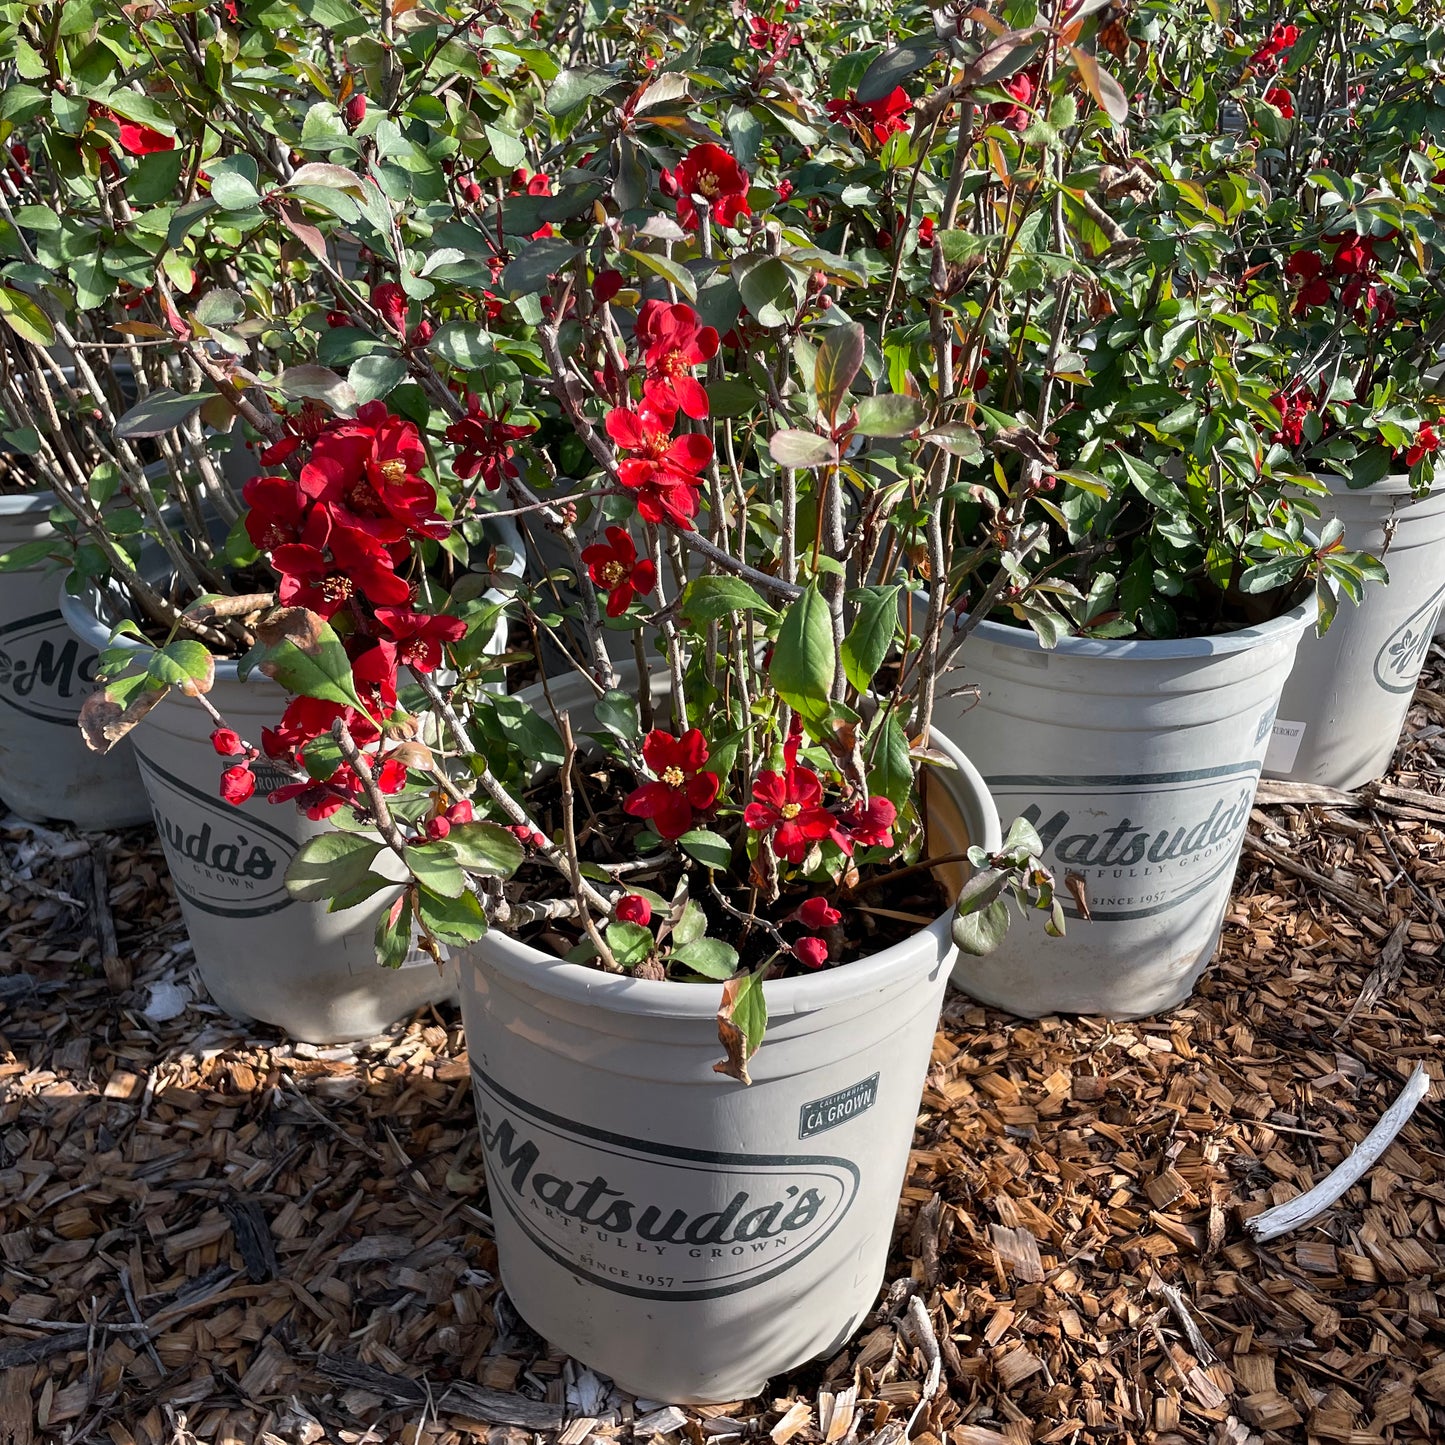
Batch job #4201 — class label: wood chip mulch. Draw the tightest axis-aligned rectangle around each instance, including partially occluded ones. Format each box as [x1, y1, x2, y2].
[2, 653, 1442, 1445]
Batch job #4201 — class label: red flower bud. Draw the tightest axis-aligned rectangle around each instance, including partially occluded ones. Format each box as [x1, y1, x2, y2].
[615, 894, 652, 926]
[447, 800, 475, 824]
[343, 94, 367, 131]
[797, 897, 841, 930]
[210, 727, 243, 756]
[794, 936, 829, 969]
[426, 816, 452, 841]
[594, 269, 624, 305]
[220, 764, 256, 806]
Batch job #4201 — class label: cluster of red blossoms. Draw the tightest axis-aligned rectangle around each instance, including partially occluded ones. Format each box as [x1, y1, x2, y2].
[230, 404, 465, 819]
[601, 299, 719, 539]
[1248, 22, 1299, 74]
[1284, 231, 1396, 323]
[989, 67, 1041, 132]
[1405, 425, 1439, 468]
[825, 87, 912, 145]
[1268, 384, 1317, 448]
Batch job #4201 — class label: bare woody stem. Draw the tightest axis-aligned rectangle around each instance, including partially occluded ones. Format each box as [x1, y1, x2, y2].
[559, 713, 621, 972]
[330, 718, 411, 855]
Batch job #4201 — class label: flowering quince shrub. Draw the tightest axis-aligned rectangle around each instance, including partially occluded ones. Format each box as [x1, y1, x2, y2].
[3, 0, 1441, 1063]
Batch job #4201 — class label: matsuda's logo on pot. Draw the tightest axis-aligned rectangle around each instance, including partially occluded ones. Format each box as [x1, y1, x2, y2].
[1373, 583, 1445, 694]
[136, 753, 296, 918]
[472, 1067, 860, 1301]
[0, 611, 100, 725]
[988, 761, 1261, 922]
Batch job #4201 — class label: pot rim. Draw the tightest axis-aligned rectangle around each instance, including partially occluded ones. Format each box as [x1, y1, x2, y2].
[465, 724, 1001, 1023]
[0, 489, 59, 518]
[1307, 471, 1442, 501]
[961, 593, 1318, 663]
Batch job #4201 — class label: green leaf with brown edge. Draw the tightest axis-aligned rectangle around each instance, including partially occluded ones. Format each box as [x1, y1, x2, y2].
[146, 640, 216, 696]
[76, 675, 170, 755]
[814, 322, 865, 426]
[446, 821, 525, 877]
[606, 921, 655, 969]
[713, 969, 768, 1084]
[286, 832, 384, 901]
[246, 608, 365, 710]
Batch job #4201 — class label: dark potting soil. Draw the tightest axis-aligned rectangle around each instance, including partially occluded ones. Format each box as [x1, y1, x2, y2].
[508, 761, 951, 981]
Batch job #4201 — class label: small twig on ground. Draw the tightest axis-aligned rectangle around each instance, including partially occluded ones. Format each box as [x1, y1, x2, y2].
[1245, 1065, 1432, 1243]
[904, 1293, 942, 1434]
[90, 843, 128, 990]
[1243, 831, 1388, 922]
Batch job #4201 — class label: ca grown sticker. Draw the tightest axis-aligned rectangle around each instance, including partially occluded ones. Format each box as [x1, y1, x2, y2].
[987, 761, 1261, 922]
[136, 753, 297, 918]
[473, 1067, 860, 1300]
[0, 610, 101, 725]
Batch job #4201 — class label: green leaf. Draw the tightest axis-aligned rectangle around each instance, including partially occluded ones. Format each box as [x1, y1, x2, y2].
[302, 733, 345, 781]
[680, 576, 777, 625]
[0, 287, 54, 347]
[484, 123, 527, 169]
[193, 288, 245, 328]
[814, 322, 865, 425]
[0, 539, 64, 572]
[855, 394, 925, 438]
[127, 148, 186, 205]
[146, 640, 215, 694]
[672, 897, 706, 947]
[501, 237, 578, 296]
[952, 895, 1010, 955]
[210, 168, 261, 212]
[868, 711, 912, 809]
[726, 969, 768, 1062]
[286, 833, 384, 901]
[546, 65, 617, 117]
[416, 884, 487, 945]
[677, 828, 733, 870]
[842, 586, 898, 693]
[404, 842, 467, 899]
[447, 821, 524, 876]
[375, 895, 413, 969]
[856, 35, 938, 102]
[770, 582, 835, 721]
[487, 694, 564, 765]
[735, 256, 795, 329]
[673, 937, 739, 980]
[606, 921, 655, 969]
[625, 248, 697, 303]
[594, 689, 641, 741]
[247, 609, 365, 710]
[705, 378, 759, 417]
[348, 352, 407, 405]
[114, 389, 213, 440]
[769, 429, 836, 469]
[924, 421, 984, 460]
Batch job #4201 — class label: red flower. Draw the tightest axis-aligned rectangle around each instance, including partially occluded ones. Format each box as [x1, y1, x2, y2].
[1406, 425, 1440, 467]
[373, 606, 467, 672]
[988, 68, 1037, 131]
[744, 762, 834, 864]
[624, 729, 720, 839]
[117, 122, 176, 156]
[796, 897, 841, 929]
[615, 894, 652, 926]
[220, 764, 256, 805]
[1285, 250, 1322, 281]
[271, 530, 412, 615]
[1248, 22, 1299, 73]
[300, 403, 444, 542]
[776, 179, 794, 202]
[1330, 231, 1378, 277]
[605, 400, 711, 529]
[581, 526, 657, 617]
[674, 143, 751, 230]
[917, 217, 936, 248]
[343, 94, 367, 131]
[1269, 387, 1316, 448]
[794, 936, 829, 969]
[445, 394, 536, 490]
[636, 301, 719, 419]
[211, 727, 243, 757]
[835, 795, 897, 850]
[1264, 87, 1295, 119]
[243, 475, 307, 552]
[371, 281, 409, 335]
[826, 87, 912, 144]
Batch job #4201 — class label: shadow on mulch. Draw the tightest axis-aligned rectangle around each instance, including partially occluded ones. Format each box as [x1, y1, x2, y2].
[1, 653, 1443, 1445]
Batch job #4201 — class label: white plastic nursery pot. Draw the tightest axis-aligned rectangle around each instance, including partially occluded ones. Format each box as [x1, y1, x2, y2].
[1265, 476, 1445, 790]
[61, 583, 466, 1043]
[0, 492, 150, 829]
[458, 676, 1000, 1404]
[935, 598, 1316, 1019]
